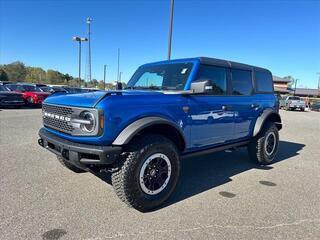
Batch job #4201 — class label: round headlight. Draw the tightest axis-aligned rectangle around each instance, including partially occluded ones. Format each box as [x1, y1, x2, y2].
[80, 111, 96, 133]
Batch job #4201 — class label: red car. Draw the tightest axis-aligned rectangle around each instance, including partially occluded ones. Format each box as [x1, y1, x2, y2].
[6, 84, 50, 105]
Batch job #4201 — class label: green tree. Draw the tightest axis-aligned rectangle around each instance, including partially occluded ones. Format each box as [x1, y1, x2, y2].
[25, 67, 46, 83]
[0, 68, 9, 81]
[46, 70, 66, 84]
[2, 61, 27, 82]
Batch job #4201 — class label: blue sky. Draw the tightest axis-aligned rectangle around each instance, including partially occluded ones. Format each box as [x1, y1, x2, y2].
[1, 0, 319, 88]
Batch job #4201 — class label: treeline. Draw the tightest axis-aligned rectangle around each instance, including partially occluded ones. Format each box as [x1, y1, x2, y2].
[0, 61, 117, 89]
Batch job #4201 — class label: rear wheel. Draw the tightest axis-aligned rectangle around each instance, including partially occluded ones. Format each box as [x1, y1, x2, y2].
[56, 156, 86, 173]
[111, 134, 180, 212]
[248, 122, 279, 165]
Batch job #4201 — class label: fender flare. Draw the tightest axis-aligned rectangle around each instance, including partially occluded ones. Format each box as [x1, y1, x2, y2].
[253, 109, 282, 137]
[112, 116, 186, 146]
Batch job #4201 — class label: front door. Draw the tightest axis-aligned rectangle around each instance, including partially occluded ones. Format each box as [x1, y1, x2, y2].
[189, 64, 235, 148]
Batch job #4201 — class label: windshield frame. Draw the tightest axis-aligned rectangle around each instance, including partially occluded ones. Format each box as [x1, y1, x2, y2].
[127, 59, 199, 91]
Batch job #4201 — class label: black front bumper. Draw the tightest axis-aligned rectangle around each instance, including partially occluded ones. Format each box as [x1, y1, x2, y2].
[38, 128, 122, 170]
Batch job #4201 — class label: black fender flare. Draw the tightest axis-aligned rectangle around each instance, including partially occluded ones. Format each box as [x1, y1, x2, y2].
[253, 109, 282, 137]
[112, 116, 186, 147]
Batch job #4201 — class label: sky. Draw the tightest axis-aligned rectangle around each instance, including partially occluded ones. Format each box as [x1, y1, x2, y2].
[0, 0, 319, 88]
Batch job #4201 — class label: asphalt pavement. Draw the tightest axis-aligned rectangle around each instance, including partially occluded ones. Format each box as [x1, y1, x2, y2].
[0, 108, 319, 240]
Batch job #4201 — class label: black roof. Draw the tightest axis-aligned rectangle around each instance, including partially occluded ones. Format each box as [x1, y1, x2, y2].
[198, 57, 271, 73]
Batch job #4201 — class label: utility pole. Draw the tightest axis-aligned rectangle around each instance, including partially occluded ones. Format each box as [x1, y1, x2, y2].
[167, 0, 174, 60]
[317, 72, 320, 95]
[117, 48, 120, 82]
[103, 65, 107, 90]
[87, 17, 93, 82]
[294, 78, 299, 96]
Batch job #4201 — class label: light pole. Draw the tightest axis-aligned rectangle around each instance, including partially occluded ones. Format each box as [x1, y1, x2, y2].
[117, 48, 120, 82]
[167, 0, 174, 60]
[87, 17, 93, 82]
[294, 78, 299, 96]
[103, 65, 107, 90]
[73, 36, 88, 87]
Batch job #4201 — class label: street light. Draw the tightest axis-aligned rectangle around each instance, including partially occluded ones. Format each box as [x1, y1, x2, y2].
[294, 78, 299, 96]
[87, 17, 93, 82]
[167, 0, 174, 60]
[103, 65, 107, 90]
[72, 36, 88, 87]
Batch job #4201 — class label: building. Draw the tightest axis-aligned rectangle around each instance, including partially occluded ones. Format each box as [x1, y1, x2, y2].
[272, 76, 292, 94]
[294, 88, 319, 97]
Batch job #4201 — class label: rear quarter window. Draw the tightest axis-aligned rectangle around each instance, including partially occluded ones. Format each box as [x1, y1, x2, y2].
[255, 71, 273, 93]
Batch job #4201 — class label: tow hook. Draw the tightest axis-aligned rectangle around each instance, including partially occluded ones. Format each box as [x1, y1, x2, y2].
[38, 138, 44, 147]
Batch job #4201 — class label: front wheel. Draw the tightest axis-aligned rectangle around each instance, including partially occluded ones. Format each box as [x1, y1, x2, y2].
[248, 122, 279, 165]
[111, 134, 180, 212]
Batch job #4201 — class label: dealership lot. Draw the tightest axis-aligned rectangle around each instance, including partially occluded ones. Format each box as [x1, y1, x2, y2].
[0, 108, 319, 240]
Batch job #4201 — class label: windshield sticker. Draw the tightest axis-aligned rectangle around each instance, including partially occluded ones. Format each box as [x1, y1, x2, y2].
[181, 68, 188, 74]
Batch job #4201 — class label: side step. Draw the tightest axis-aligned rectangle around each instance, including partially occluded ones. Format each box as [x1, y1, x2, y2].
[182, 141, 249, 159]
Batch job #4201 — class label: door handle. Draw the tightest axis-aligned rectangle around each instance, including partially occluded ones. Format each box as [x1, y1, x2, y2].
[222, 105, 232, 111]
[251, 103, 260, 109]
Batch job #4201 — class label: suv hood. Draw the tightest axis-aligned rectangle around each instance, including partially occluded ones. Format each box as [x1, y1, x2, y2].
[44, 90, 164, 108]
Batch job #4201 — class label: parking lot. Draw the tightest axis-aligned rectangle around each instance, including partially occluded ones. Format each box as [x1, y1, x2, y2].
[0, 108, 319, 240]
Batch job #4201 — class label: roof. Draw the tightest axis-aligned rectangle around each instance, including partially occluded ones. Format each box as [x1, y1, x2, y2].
[273, 76, 291, 83]
[294, 88, 319, 96]
[143, 57, 271, 73]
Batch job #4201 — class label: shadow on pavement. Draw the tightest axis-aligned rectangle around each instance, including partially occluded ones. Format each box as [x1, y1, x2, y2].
[95, 140, 305, 210]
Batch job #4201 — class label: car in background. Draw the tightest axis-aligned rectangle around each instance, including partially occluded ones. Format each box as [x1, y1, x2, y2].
[0, 85, 25, 107]
[310, 102, 320, 112]
[6, 84, 50, 105]
[278, 95, 287, 109]
[284, 96, 306, 111]
[63, 87, 88, 94]
[39, 86, 67, 94]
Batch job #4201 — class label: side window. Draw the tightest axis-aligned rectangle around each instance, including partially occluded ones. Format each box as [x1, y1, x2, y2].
[255, 71, 273, 92]
[195, 65, 227, 95]
[231, 69, 253, 95]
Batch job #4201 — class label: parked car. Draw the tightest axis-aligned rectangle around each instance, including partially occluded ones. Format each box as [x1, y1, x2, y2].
[310, 102, 320, 112]
[39, 86, 67, 94]
[38, 57, 282, 212]
[279, 95, 287, 109]
[0, 85, 25, 107]
[6, 84, 50, 105]
[284, 96, 306, 111]
[62, 87, 87, 94]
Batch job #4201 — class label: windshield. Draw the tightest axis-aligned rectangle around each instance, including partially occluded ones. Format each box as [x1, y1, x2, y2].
[22, 85, 42, 92]
[127, 63, 193, 90]
[0, 85, 9, 91]
[289, 97, 301, 100]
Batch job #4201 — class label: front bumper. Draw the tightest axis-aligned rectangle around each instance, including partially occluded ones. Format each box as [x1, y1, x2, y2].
[38, 128, 122, 170]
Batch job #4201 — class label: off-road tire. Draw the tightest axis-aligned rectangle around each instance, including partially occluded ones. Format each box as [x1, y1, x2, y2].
[248, 122, 279, 165]
[111, 134, 180, 212]
[57, 156, 85, 173]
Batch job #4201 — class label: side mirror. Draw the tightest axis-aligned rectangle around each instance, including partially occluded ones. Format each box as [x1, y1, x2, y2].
[190, 80, 212, 94]
[116, 82, 123, 90]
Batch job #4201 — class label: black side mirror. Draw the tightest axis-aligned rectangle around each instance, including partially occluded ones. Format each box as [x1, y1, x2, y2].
[116, 82, 123, 90]
[190, 80, 212, 94]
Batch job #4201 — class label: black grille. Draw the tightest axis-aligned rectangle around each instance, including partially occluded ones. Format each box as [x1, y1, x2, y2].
[42, 104, 74, 134]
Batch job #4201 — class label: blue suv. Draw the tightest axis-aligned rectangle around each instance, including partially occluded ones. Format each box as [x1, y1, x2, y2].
[38, 57, 282, 211]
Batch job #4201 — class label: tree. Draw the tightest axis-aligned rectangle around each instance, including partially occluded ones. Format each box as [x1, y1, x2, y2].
[0, 68, 9, 82]
[46, 70, 66, 84]
[2, 61, 27, 82]
[25, 67, 46, 83]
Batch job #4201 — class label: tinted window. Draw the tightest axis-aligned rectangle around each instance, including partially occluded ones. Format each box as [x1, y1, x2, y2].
[288, 96, 300, 100]
[195, 65, 227, 95]
[255, 71, 273, 92]
[231, 69, 253, 95]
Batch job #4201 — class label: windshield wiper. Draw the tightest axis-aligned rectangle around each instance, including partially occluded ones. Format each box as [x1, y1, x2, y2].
[125, 86, 162, 90]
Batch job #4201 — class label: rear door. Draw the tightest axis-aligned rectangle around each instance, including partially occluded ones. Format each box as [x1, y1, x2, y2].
[229, 69, 260, 140]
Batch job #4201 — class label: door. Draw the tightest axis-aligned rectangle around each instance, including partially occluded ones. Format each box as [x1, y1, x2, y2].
[189, 65, 235, 148]
[229, 69, 260, 140]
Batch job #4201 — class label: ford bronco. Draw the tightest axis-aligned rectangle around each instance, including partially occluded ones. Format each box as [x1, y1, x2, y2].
[38, 57, 282, 211]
